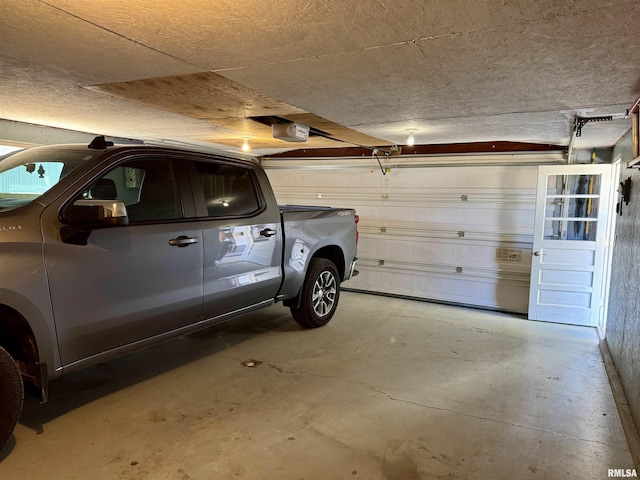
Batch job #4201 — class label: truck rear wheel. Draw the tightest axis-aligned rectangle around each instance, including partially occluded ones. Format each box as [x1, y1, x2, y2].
[0, 346, 23, 452]
[291, 258, 340, 328]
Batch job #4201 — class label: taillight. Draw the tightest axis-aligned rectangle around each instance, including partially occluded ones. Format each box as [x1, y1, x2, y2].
[354, 214, 359, 246]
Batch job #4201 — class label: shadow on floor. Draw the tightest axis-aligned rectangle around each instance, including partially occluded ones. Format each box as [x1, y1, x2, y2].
[17, 306, 296, 438]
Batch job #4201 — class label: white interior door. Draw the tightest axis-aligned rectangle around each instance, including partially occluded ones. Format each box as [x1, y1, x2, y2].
[528, 164, 613, 326]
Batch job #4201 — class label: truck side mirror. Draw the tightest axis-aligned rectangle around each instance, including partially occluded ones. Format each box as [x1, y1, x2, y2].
[61, 200, 129, 245]
[67, 200, 129, 227]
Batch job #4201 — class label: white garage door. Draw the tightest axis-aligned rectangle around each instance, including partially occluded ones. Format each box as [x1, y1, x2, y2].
[264, 152, 564, 313]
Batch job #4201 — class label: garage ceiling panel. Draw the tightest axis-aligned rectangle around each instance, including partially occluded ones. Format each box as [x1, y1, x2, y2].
[88, 72, 389, 149]
[0, 0, 199, 84]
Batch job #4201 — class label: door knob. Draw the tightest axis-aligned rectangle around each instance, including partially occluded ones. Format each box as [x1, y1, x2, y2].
[533, 251, 542, 256]
[169, 236, 199, 247]
[260, 228, 277, 237]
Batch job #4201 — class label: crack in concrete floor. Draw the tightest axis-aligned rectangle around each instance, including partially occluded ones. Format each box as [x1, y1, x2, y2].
[265, 362, 631, 453]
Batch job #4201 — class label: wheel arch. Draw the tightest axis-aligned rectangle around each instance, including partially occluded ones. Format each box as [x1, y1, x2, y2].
[0, 303, 51, 402]
[283, 244, 345, 310]
[311, 245, 346, 281]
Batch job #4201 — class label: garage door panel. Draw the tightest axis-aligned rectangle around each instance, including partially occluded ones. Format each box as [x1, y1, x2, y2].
[382, 205, 534, 227]
[267, 166, 540, 191]
[358, 220, 535, 242]
[348, 266, 530, 312]
[360, 236, 531, 273]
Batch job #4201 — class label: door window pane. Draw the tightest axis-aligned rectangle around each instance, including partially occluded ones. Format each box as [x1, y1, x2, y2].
[194, 162, 260, 217]
[544, 197, 599, 219]
[83, 159, 182, 222]
[543, 173, 601, 241]
[546, 174, 601, 196]
[544, 219, 597, 241]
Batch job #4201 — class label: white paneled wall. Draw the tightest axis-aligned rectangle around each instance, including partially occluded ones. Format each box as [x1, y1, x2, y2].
[265, 155, 559, 313]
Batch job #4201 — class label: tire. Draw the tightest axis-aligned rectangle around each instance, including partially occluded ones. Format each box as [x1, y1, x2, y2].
[0, 346, 23, 452]
[290, 258, 341, 328]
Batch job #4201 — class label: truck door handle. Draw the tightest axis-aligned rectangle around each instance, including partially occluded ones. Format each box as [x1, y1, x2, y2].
[260, 228, 277, 238]
[169, 236, 199, 247]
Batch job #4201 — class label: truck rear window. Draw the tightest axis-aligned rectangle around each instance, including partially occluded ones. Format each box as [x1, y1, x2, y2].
[194, 161, 261, 217]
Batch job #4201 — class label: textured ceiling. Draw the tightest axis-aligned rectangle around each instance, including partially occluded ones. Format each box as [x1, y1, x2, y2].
[0, 0, 638, 157]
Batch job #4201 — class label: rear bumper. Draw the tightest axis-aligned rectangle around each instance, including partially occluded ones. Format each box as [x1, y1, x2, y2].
[346, 256, 359, 280]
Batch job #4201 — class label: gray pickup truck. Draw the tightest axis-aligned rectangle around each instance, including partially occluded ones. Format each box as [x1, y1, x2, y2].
[0, 136, 358, 450]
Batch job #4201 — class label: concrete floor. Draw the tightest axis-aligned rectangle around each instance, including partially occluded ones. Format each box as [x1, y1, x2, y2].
[0, 292, 635, 479]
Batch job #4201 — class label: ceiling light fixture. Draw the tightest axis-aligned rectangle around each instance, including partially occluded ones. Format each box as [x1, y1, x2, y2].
[241, 137, 251, 152]
[406, 130, 416, 146]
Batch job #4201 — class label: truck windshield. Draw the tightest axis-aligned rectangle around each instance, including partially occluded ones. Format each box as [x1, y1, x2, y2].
[0, 147, 99, 210]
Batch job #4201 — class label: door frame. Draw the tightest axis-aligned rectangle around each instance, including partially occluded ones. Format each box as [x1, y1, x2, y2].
[598, 156, 622, 337]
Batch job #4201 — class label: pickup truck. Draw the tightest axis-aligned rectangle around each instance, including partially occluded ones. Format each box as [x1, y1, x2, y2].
[0, 136, 358, 451]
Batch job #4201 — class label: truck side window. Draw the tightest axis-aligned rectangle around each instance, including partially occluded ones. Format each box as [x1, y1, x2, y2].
[83, 159, 182, 222]
[194, 161, 260, 217]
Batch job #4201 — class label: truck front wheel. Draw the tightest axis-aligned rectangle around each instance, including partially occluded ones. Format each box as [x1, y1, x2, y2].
[291, 258, 340, 328]
[0, 346, 23, 452]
